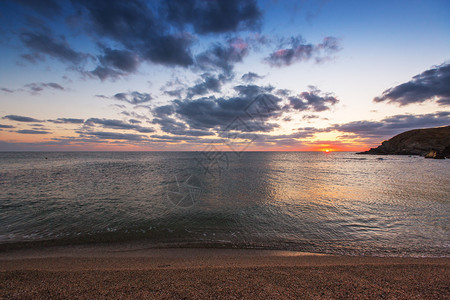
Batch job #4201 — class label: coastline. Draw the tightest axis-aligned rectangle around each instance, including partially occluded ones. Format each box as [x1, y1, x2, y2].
[1, 245, 449, 299]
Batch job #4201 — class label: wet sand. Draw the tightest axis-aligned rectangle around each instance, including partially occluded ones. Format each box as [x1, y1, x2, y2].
[1, 245, 449, 299]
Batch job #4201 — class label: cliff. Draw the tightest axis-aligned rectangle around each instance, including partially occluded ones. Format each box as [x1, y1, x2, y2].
[357, 125, 450, 158]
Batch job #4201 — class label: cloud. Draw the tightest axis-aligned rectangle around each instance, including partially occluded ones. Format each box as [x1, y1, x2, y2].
[163, 88, 184, 98]
[20, 28, 86, 65]
[98, 47, 140, 73]
[265, 36, 340, 67]
[233, 84, 274, 97]
[1, 88, 14, 93]
[241, 72, 264, 82]
[374, 63, 450, 106]
[74, 0, 194, 67]
[3, 115, 42, 122]
[0, 124, 15, 129]
[91, 47, 141, 80]
[16, 0, 61, 18]
[152, 105, 174, 118]
[16, 129, 50, 134]
[24, 82, 65, 94]
[332, 111, 450, 139]
[151, 115, 215, 136]
[275, 89, 291, 97]
[162, 0, 262, 34]
[113, 91, 152, 104]
[48, 118, 84, 124]
[288, 86, 339, 112]
[195, 37, 249, 76]
[81, 131, 145, 141]
[13, 0, 264, 81]
[90, 67, 124, 81]
[153, 84, 282, 134]
[151, 83, 338, 139]
[85, 118, 154, 133]
[186, 73, 224, 98]
[119, 110, 149, 121]
[150, 135, 201, 141]
[303, 114, 319, 120]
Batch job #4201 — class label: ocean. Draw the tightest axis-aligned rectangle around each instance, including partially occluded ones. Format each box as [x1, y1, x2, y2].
[0, 151, 449, 257]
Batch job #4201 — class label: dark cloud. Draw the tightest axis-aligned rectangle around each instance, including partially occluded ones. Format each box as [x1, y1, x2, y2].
[90, 67, 123, 81]
[85, 118, 154, 133]
[153, 85, 283, 134]
[195, 37, 249, 76]
[151, 83, 339, 138]
[44, 82, 64, 90]
[20, 29, 86, 65]
[150, 135, 200, 141]
[0, 124, 15, 129]
[98, 47, 140, 73]
[151, 115, 214, 136]
[119, 110, 149, 120]
[163, 88, 184, 98]
[303, 114, 320, 120]
[24, 82, 65, 94]
[153, 105, 174, 118]
[162, 0, 262, 34]
[265, 36, 340, 67]
[73, 0, 194, 68]
[128, 119, 141, 124]
[233, 84, 274, 97]
[82, 131, 144, 141]
[48, 118, 84, 124]
[20, 53, 43, 63]
[1, 88, 14, 93]
[332, 111, 450, 139]
[275, 89, 291, 97]
[3, 115, 42, 122]
[152, 115, 186, 134]
[186, 73, 224, 98]
[91, 47, 141, 80]
[374, 63, 450, 106]
[16, 129, 50, 134]
[16, 0, 61, 18]
[241, 72, 264, 82]
[13, 0, 264, 81]
[113, 91, 152, 104]
[288, 86, 339, 112]
[215, 126, 320, 147]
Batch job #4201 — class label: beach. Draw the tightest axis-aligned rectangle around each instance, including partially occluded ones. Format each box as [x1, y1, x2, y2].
[1, 245, 449, 299]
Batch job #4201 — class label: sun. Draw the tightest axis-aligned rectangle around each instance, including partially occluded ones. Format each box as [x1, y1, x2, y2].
[325, 149, 330, 153]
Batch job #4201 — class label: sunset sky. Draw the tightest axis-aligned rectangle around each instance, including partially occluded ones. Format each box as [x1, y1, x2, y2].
[0, 0, 449, 151]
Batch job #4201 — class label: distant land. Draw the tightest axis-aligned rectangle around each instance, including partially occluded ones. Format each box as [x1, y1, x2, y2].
[357, 125, 450, 159]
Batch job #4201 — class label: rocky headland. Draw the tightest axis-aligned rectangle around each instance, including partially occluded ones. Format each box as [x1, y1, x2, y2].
[357, 125, 450, 159]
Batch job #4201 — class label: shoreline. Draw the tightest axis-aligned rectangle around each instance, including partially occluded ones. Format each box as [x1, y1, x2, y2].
[1, 246, 449, 298]
[1, 239, 449, 258]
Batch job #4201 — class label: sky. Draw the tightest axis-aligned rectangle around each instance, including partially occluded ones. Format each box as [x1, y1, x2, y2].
[0, 0, 449, 151]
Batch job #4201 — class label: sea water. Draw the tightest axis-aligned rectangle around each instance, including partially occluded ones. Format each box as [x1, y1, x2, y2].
[0, 151, 449, 256]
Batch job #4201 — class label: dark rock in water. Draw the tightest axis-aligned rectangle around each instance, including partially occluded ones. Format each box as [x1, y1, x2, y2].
[357, 125, 450, 159]
[424, 149, 445, 159]
[424, 150, 437, 158]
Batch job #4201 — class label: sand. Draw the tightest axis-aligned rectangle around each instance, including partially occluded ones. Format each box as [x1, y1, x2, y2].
[0, 245, 449, 299]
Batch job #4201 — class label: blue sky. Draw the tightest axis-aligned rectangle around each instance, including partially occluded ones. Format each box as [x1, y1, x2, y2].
[0, 0, 449, 151]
